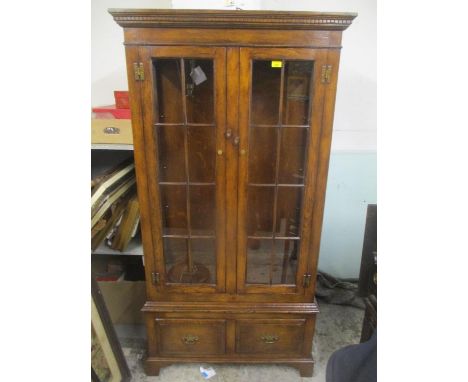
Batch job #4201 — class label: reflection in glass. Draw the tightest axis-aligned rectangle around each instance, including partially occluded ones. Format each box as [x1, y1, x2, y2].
[189, 185, 215, 236]
[248, 126, 277, 184]
[247, 186, 275, 237]
[154, 59, 183, 124]
[184, 59, 214, 124]
[251, 60, 281, 125]
[157, 125, 185, 182]
[278, 127, 308, 184]
[282, 61, 314, 125]
[188, 126, 215, 183]
[164, 238, 216, 285]
[275, 187, 303, 237]
[246, 239, 299, 285]
[160, 185, 187, 235]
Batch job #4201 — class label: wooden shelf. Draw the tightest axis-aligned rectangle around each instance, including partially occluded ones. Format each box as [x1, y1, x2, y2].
[91, 143, 134, 151]
[92, 237, 143, 256]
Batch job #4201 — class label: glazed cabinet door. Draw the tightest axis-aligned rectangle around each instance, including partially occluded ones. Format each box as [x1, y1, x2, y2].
[138, 46, 226, 294]
[237, 48, 328, 295]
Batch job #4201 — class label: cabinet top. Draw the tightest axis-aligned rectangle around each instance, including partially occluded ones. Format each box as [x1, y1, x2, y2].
[108, 9, 357, 31]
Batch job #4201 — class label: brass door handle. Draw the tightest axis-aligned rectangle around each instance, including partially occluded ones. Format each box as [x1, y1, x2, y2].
[182, 334, 199, 345]
[261, 335, 279, 344]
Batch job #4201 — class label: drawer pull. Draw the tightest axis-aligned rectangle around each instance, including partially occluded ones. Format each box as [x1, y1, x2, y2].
[103, 127, 120, 135]
[261, 335, 279, 344]
[182, 334, 199, 345]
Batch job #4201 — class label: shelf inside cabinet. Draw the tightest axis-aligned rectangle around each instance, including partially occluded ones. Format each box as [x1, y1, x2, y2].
[92, 237, 143, 256]
[91, 143, 134, 151]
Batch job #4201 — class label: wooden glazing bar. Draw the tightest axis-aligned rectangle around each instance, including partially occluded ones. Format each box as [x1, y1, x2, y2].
[159, 182, 215, 186]
[250, 124, 309, 129]
[249, 183, 304, 187]
[154, 123, 216, 127]
[248, 236, 301, 240]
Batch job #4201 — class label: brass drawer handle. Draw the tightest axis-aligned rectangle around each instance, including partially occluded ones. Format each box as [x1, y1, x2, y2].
[261, 335, 279, 344]
[182, 334, 199, 345]
[103, 127, 120, 135]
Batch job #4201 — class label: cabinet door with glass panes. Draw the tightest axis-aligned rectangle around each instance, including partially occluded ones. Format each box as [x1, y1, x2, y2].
[138, 46, 226, 294]
[237, 48, 328, 296]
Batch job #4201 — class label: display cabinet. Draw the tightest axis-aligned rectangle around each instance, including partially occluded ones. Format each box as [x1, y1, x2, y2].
[110, 9, 356, 377]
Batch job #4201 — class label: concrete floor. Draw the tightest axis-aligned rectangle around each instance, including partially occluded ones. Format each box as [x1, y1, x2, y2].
[120, 302, 364, 382]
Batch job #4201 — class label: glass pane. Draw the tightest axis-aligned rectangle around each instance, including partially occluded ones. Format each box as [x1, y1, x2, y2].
[271, 239, 299, 284]
[248, 126, 277, 184]
[189, 185, 215, 236]
[247, 186, 275, 237]
[191, 239, 216, 284]
[160, 185, 187, 235]
[154, 59, 183, 124]
[164, 238, 216, 284]
[246, 239, 300, 285]
[246, 238, 271, 284]
[164, 238, 186, 280]
[184, 59, 214, 124]
[275, 187, 303, 237]
[251, 60, 281, 125]
[278, 127, 308, 184]
[282, 61, 314, 125]
[157, 125, 185, 182]
[188, 126, 215, 183]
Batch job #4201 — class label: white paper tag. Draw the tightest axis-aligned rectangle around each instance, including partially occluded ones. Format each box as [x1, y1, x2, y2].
[200, 366, 216, 379]
[190, 66, 207, 85]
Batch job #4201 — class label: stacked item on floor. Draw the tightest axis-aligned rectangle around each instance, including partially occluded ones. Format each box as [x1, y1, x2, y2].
[91, 158, 140, 251]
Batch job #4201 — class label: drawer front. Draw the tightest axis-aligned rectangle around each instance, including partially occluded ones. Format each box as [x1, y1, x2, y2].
[236, 319, 305, 355]
[91, 119, 133, 144]
[155, 319, 226, 356]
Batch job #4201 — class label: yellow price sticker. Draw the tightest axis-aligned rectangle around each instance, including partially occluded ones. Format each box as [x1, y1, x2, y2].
[271, 60, 282, 68]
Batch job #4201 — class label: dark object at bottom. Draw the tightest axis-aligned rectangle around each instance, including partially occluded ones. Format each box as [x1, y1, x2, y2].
[361, 295, 377, 343]
[326, 331, 376, 382]
[167, 262, 210, 283]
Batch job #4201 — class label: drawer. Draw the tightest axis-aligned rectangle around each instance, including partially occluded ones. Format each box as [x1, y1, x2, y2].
[236, 319, 305, 355]
[155, 319, 226, 356]
[91, 119, 133, 144]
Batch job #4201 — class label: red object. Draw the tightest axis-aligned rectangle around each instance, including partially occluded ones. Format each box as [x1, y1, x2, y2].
[114, 91, 130, 109]
[92, 105, 131, 119]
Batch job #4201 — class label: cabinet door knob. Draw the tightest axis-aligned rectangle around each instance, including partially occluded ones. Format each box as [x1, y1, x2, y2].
[225, 128, 232, 138]
[233, 136, 240, 146]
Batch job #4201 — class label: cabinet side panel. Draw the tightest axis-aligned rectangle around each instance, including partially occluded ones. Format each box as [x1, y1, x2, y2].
[124, 45, 157, 301]
[306, 49, 342, 298]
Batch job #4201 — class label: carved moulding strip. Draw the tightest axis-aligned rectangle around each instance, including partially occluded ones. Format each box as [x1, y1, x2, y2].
[109, 9, 357, 31]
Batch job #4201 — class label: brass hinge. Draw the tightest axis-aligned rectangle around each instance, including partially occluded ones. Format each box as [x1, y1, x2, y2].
[321, 65, 332, 84]
[133, 62, 145, 81]
[303, 273, 312, 288]
[151, 272, 160, 285]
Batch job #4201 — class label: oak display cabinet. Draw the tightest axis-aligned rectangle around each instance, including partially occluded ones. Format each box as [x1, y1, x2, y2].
[110, 9, 356, 377]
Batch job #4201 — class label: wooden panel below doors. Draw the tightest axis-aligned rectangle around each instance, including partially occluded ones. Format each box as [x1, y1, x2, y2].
[155, 318, 226, 356]
[236, 319, 305, 356]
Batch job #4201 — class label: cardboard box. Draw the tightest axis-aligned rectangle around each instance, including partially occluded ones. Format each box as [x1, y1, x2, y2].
[98, 280, 146, 325]
[91, 119, 133, 145]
